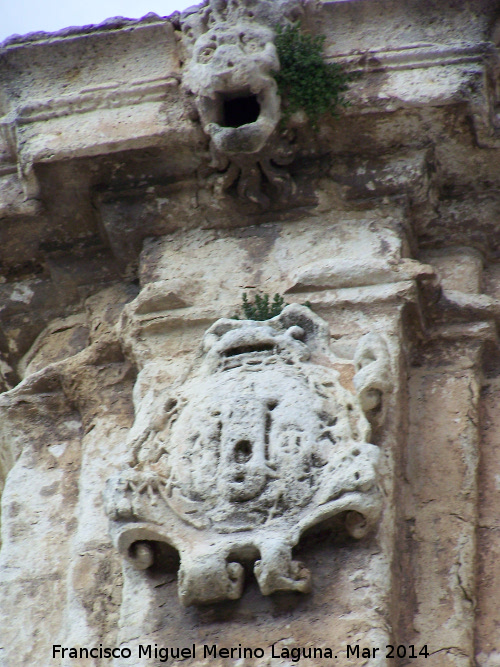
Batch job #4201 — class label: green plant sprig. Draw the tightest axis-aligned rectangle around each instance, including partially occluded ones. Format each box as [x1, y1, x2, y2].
[236, 292, 286, 321]
[234, 293, 314, 320]
[273, 23, 353, 128]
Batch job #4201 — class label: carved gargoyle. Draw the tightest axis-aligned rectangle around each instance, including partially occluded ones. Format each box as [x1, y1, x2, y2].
[180, 0, 303, 207]
[105, 305, 392, 606]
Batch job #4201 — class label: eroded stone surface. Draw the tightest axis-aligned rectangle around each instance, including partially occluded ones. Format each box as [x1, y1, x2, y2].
[106, 305, 389, 606]
[1, 1, 500, 665]
[181, 0, 301, 150]
[181, 0, 302, 206]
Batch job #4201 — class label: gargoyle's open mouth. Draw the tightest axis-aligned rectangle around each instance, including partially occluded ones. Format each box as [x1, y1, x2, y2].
[221, 93, 261, 128]
[200, 84, 280, 155]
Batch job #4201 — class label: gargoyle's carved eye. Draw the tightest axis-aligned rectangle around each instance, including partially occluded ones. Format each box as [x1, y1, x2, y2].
[198, 44, 216, 63]
[239, 34, 262, 53]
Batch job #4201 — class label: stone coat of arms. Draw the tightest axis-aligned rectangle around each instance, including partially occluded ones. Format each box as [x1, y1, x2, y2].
[105, 305, 391, 605]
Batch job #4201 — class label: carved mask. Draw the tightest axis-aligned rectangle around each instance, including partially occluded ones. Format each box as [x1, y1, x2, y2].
[181, 0, 301, 155]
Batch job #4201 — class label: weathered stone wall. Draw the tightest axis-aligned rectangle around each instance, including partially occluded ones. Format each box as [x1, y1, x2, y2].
[1, 1, 500, 666]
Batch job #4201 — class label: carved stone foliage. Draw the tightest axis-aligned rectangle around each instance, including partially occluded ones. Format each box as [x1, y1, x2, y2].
[105, 305, 391, 606]
[180, 0, 302, 207]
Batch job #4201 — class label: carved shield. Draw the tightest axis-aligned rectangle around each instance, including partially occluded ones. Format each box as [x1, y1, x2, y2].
[106, 305, 384, 605]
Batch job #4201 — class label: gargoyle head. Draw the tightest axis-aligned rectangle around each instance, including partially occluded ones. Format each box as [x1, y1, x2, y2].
[181, 0, 302, 155]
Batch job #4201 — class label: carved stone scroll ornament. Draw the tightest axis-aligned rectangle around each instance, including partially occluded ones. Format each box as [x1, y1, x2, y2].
[105, 305, 391, 606]
[180, 0, 302, 207]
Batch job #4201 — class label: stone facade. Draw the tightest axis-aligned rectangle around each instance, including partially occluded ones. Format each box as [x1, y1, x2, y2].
[0, 1, 500, 666]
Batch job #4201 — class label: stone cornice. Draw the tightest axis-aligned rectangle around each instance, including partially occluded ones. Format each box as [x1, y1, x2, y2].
[14, 76, 181, 125]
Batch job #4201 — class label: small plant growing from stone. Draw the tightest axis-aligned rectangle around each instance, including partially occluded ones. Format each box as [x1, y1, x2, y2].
[236, 292, 286, 321]
[274, 23, 353, 128]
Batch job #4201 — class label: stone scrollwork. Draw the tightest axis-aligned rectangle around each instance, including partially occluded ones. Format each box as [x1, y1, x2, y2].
[105, 305, 392, 606]
[354, 332, 393, 423]
[180, 0, 302, 207]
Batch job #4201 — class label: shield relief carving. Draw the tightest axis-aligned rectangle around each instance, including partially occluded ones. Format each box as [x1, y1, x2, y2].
[105, 304, 391, 606]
